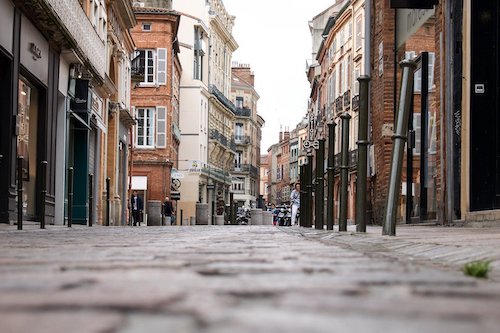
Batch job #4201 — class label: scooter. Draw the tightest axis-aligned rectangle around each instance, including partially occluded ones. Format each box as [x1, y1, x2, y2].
[278, 207, 292, 226]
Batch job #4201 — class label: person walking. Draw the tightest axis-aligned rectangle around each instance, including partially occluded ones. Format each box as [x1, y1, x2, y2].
[130, 190, 143, 226]
[163, 196, 175, 225]
[290, 183, 300, 226]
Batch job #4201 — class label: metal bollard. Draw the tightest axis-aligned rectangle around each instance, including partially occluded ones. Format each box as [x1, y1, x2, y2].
[180, 209, 183, 226]
[229, 192, 235, 225]
[383, 60, 417, 236]
[327, 122, 336, 230]
[88, 174, 93, 227]
[339, 113, 351, 232]
[356, 76, 371, 232]
[17, 156, 23, 230]
[299, 164, 305, 227]
[161, 204, 165, 226]
[106, 178, 110, 226]
[306, 155, 314, 228]
[315, 139, 325, 229]
[68, 167, 74, 228]
[40, 161, 47, 229]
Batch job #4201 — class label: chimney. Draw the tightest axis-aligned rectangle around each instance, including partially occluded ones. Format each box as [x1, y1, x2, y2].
[284, 131, 290, 141]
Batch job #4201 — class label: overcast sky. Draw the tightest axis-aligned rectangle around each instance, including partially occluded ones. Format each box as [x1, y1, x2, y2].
[223, 0, 337, 152]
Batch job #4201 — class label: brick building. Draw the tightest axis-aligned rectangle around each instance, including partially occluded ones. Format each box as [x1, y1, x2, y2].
[130, 2, 181, 224]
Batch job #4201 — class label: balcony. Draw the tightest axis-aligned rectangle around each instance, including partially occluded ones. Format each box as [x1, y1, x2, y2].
[232, 164, 259, 177]
[131, 53, 144, 82]
[352, 94, 360, 111]
[332, 149, 359, 172]
[335, 96, 344, 113]
[343, 90, 351, 110]
[234, 135, 251, 145]
[210, 85, 237, 114]
[201, 166, 231, 184]
[234, 107, 251, 117]
[210, 129, 236, 152]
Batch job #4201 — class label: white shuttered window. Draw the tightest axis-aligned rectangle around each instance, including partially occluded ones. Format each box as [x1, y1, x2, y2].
[157, 48, 167, 85]
[156, 106, 167, 148]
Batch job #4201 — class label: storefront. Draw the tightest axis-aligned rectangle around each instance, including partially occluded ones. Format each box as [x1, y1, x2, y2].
[0, 1, 61, 224]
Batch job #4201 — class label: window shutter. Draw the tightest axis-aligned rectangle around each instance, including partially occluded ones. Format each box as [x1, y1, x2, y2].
[157, 48, 167, 85]
[156, 106, 167, 148]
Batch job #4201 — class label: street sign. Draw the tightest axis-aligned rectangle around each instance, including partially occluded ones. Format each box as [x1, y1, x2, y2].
[303, 140, 319, 150]
[170, 191, 180, 200]
[171, 178, 181, 190]
[171, 171, 184, 179]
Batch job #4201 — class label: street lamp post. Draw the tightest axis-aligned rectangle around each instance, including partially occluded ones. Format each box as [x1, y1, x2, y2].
[327, 121, 336, 230]
[339, 112, 351, 232]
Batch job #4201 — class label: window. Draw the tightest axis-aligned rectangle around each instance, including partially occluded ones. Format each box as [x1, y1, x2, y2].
[194, 27, 204, 80]
[138, 50, 155, 84]
[136, 108, 155, 148]
[354, 66, 361, 95]
[235, 96, 243, 108]
[356, 15, 363, 51]
[235, 123, 244, 140]
[142, 23, 152, 31]
[406, 52, 435, 92]
[135, 107, 166, 148]
[339, 61, 344, 93]
[235, 151, 243, 169]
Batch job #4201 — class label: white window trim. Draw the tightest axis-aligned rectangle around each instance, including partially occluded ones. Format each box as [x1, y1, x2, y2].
[139, 49, 156, 86]
[136, 107, 155, 148]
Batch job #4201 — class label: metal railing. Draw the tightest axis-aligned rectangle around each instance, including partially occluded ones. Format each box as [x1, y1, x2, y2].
[343, 90, 351, 109]
[235, 107, 251, 117]
[352, 94, 360, 111]
[335, 96, 344, 113]
[234, 135, 251, 144]
[210, 85, 237, 114]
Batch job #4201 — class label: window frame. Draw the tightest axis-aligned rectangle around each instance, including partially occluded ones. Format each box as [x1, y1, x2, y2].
[136, 107, 156, 148]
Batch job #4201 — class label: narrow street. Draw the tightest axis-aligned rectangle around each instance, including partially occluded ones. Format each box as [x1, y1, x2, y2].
[1, 225, 500, 333]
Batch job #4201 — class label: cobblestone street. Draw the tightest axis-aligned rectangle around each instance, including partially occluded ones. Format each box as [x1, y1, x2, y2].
[2, 225, 500, 333]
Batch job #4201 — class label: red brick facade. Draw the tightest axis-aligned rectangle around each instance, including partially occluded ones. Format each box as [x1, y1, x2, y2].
[130, 9, 181, 203]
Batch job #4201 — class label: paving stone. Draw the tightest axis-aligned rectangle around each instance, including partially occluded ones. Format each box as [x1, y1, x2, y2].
[1, 224, 500, 332]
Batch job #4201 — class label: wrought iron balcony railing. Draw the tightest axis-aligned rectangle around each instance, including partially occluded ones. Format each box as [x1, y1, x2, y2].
[234, 135, 251, 145]
[335, 96, 344, 113]
[352, 94, 360, 111]
[343, 90, 351, 110]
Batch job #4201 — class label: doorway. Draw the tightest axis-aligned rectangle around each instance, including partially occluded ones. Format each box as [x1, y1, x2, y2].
[470, 1, 500, 211]
[0, 53, 12, 222]
[17, 77, 40, 220]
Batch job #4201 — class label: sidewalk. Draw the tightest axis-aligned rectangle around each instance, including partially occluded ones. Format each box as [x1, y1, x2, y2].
[290, 224, 500, 280]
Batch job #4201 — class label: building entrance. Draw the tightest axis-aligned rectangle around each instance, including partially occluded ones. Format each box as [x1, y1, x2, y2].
[17, 77, 40, 220]
[470, 1, 500, 211]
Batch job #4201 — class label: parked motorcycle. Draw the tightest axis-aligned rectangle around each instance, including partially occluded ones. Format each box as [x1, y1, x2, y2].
[277, 207, 292, 226]
[236, 208, 250, 225]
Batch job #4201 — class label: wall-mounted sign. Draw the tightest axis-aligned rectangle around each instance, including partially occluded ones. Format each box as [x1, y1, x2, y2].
[70, 79, 89, 112]
[29, 42, 42, 61]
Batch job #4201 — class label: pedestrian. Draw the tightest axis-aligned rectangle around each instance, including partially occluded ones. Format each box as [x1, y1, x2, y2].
[163, 196, 175, 225]
[130, 190, 143, 226]
[290, 183, 300, 226]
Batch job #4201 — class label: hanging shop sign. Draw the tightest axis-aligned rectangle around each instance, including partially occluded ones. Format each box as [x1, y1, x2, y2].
[390, 0, 437, 9]
[396, 7, 435, 48]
